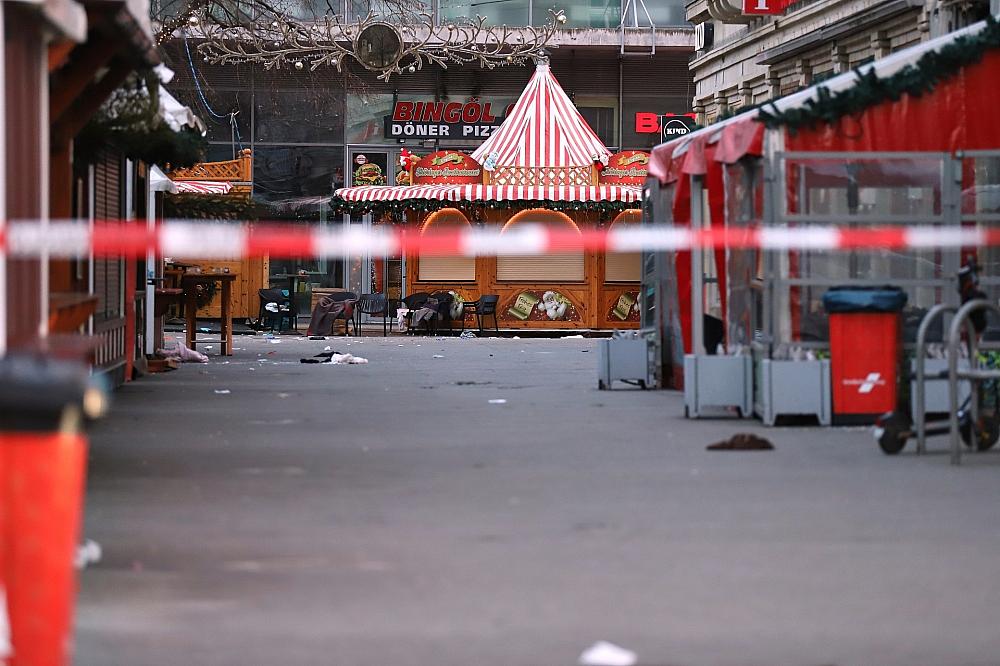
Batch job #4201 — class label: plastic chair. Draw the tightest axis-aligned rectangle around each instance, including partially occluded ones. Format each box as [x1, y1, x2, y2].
[258, 288, 292, 331]
[463, 294, 500, 336]
[354, 293, 389, 337]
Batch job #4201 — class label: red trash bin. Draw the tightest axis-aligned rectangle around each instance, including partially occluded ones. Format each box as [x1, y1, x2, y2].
[823, 286, 908, 425]
[0, 356, 104, 666]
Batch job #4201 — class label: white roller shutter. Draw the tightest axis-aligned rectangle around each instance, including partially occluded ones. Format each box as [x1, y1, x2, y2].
[497, 255, 585, 282]
[419, 255, 476, 281]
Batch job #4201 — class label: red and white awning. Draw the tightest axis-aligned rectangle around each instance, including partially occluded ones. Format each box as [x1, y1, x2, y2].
[471, 62, 611, 169]
[335, 183, 641, 203]
[173, 180, 233, 194]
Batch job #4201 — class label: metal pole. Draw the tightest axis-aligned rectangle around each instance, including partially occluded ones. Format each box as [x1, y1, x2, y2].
[915, 304, 955, 454]
[691, 175, 705, 356]
[0, 3, 7, 357]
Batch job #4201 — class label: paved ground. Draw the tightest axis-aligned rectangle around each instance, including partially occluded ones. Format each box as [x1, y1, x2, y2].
[76, 334, 1000, 666]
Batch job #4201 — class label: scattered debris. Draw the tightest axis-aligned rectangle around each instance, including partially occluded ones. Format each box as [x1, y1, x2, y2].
[324, 346, 332, 351]
[707, 433, 774, 451]
[328, 353, 368, 365]
[309, 336, 326, 340]
[157, 341, 208, 364]
[214, 389, 231, 395]
[433, 354, 445, 359]
[564, 334, 585, 339]
[74, 539, 102, 570]
[268, 339, 282, 344]
[578, 641, 637, 666]
[488, 399, 507, 404]
[459, 331, 477, 339]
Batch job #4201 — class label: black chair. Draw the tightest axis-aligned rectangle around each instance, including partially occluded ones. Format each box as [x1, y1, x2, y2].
[354, 293, 389, 337]
[402, 292, 430, 335]
[462, 294, 500, 336]
[307, 291, 358, 336]
[429, 291, 457, 335]
[258, 288, 292, 331]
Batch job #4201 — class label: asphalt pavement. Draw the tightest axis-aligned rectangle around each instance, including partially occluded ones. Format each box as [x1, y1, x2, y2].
[75, 334, 1000, 666]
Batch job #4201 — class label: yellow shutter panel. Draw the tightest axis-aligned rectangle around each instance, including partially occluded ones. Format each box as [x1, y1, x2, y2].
[419, 255, 476, 282]
[497, 255, 585, 281]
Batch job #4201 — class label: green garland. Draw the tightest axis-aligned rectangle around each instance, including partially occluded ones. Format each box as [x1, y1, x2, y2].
[76, 70, 208, 169]
[759, 14, 1000, 133]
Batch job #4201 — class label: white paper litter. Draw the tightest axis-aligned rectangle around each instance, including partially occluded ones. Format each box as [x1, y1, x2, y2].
[324, 346, 332, 351]
[328, 353, 369, 365]
[269, 339, 282, 344]
[563, 334, 585, 339]
[74, 539, 103, 570]
[578, 641, 637, 666]
[433, 354, 444, 359]
[214, 389, 231, 394]
[488, 399, 507, 404]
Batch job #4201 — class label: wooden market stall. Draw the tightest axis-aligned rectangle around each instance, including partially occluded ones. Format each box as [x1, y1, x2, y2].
[335, 60, 647, 331]
[167, 149, 269, 320]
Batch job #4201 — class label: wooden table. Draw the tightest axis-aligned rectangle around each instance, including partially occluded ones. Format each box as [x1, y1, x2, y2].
[182, 273, 237, 355]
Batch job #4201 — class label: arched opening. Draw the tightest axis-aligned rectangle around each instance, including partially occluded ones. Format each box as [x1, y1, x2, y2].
[418, 208, 475, 282]
[605, 209, 642, 282]
[497, 209, 584, 282]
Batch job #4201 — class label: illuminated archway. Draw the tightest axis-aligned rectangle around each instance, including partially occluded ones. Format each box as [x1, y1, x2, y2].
[418, 208, 475, 282]
[606, 209, 642, 282]
[497, 209, 584, 282]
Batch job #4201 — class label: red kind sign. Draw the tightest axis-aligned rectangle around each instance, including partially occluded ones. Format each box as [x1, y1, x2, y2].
[742, 0, 789, 14]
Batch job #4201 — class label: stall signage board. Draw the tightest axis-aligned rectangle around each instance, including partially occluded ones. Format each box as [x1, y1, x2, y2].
[634, 113, 699, 141]
[600, 151, 650, 186]
[386, 100, 515, 140]
[742, 0, 790, 14]
[413, 151, 483, 184]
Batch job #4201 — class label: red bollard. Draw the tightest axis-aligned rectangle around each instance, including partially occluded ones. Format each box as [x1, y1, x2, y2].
[1, 432, 88, 666]
[0, 355, 103, 666]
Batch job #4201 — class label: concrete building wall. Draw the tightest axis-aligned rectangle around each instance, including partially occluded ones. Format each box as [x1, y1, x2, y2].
[685, 0, 991, 123]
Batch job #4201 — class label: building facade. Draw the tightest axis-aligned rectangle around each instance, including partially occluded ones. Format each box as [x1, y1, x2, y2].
[685, 0, 995, 124]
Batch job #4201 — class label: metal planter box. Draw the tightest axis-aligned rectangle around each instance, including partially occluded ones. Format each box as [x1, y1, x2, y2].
[683, 354, 753, 418]
[759, 359, 831, 426]
[597, 337, 653, 389]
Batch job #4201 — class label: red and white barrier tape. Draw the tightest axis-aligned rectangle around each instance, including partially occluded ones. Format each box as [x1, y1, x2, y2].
[0, 221, 998, 258]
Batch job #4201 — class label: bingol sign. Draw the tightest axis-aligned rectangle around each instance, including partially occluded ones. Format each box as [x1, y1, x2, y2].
[634, 112, 699, 141]
[386, 100, 515, 140]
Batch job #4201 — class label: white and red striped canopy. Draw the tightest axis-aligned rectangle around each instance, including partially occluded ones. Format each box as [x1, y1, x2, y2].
[336, 183, 641, 203]
[173, 180, 233, 194]
[471, 61, 611, 169]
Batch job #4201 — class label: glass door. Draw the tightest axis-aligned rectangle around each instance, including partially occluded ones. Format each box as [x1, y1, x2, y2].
[345, 146, 406, 314]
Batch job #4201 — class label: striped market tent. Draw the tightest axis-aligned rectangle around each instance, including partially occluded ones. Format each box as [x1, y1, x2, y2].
[470, 61, 611, 170]
[173, 180, 233, 195]
[335, 58, 638, 204]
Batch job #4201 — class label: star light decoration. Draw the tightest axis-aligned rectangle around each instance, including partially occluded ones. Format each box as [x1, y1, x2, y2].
[191, 9, 567, 81]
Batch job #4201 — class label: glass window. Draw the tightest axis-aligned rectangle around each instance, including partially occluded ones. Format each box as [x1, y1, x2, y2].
[439, 0, 529, 26]
[532, 0, 620, 27]
[345, 93, 393, 144]
[629, 0, 687, 26]
[167, 87, 251, 144]
[350, 0, 429, 22]
[578, 106, 616, 148]
[255, 88, 345, 144]
[254, 145, 345, 202]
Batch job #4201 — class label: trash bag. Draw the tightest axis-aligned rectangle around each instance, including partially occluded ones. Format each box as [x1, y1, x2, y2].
[821, 286, 908, 314]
